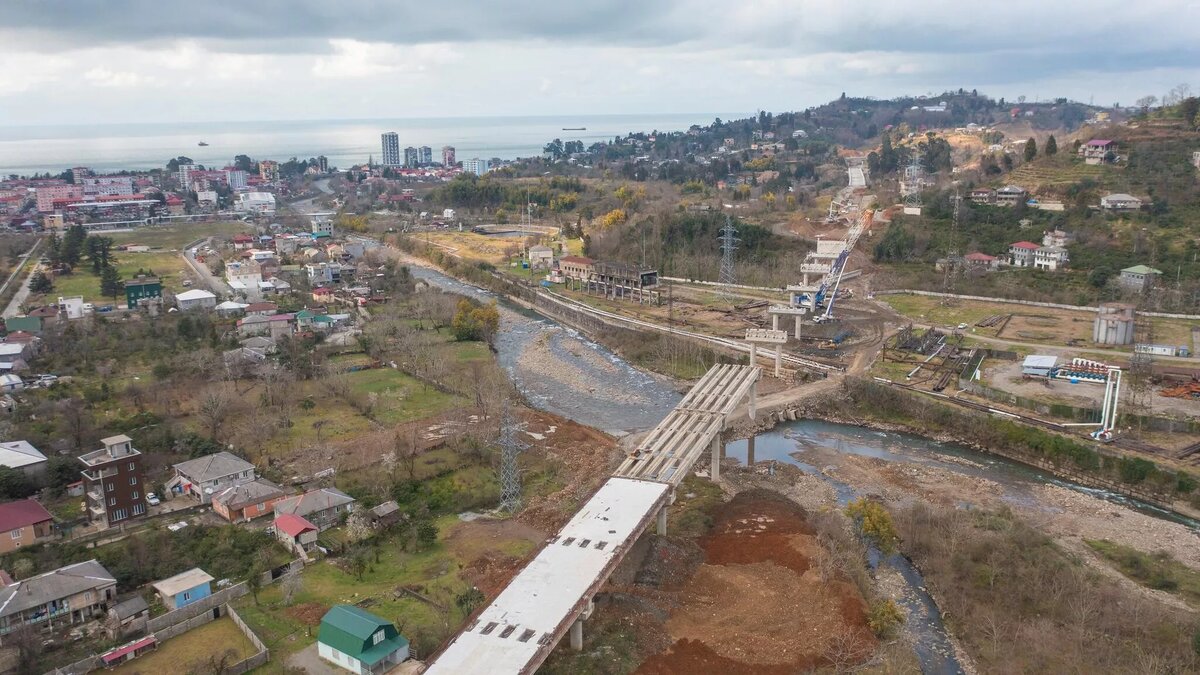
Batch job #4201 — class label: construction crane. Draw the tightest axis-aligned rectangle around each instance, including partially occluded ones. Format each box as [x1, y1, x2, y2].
[813, 208, 873, 322]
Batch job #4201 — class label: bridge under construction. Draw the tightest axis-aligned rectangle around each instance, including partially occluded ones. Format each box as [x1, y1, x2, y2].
[425, 364, 761, 674]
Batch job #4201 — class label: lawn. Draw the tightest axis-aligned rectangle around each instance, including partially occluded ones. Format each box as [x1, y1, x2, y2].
[35, 252, 189, 305]
[108, 221, 248, 250]
[346, 367, 462, 424]
[232, 514, 528, 668]
[111, 617, 257, 674]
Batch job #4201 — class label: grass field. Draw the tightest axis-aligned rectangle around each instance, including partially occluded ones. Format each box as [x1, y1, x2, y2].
[1087, 539, 1200, 608]
[233, 514, 537, 670]
[347, 367, 461, 425]
[111, 617, 257, 674]
[1005, 155, 1117, 193]
[107, 221, 249, 250]
[35, 252, 189, 305]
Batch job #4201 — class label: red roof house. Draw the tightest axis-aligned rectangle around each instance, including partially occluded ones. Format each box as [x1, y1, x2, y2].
[0, 499, 54, 552]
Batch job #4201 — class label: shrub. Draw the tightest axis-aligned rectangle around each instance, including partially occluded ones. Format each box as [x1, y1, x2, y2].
[867, 599, 905, 638]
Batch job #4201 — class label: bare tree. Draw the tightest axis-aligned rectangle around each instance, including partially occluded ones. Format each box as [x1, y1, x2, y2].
[280, 570, 303, 607]
[197, 389, 232, 441]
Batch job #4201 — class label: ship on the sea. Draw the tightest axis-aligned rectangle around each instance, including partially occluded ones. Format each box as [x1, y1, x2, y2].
[561, 127, 586, 131]
[198, 141, 209, 146]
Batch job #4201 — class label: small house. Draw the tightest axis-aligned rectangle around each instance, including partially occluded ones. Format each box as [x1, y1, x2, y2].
[151, 568, 213, 610]
[0, 560, 116, 632]
[0, 499, 54, 553]
[171, 451, 256, 504]
[1100, 193, 1143, 211]
[273, 487, 356, 532]
[1080, 139, 1116, 164]
[1119, 265, 1161, 293]
[963, 252, 998, 270]
[558, 255, 595, 281]
[317, 605, 410, 675]
[0, 441, 47, 477]
[212, 479, 288, 523]
[527, 245, 554, 270]
[175, 289, 217, 311]
[1008, 241, 1039, 268]
[274, 513, 318, 555]
[106, 596, 149, 639]
[123, 276, 161, 310]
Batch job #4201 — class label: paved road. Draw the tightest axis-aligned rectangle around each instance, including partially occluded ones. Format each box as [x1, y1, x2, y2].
[2, 238, 45, 319]
[182, 238, 232, 297]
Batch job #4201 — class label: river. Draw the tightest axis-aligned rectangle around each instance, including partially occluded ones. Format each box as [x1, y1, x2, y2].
[407, 259, 1199, 674]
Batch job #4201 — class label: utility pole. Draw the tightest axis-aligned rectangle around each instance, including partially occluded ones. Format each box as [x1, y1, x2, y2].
[497, 406, 528, 512]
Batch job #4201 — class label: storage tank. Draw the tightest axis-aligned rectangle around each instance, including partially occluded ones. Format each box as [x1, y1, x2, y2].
[1092, 302, 1136, 345]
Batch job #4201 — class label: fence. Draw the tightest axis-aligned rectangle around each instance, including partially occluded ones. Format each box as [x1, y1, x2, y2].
[146, 583, 248, 633]
[876, 289, 1200, 321]
[225, 605, 270, 675]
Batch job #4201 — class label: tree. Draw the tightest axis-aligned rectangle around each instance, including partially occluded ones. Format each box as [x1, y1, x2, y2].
[197, 390, 232, 440]
[28, 270, 52, 294]
[246, 563, 264, 604]
[0, 467, 35, 500]
[280, 570, 303, 606]
[99, 264, 122, 299]
[451, 300, 500, 344]
[1023, 137, 1038, 162]
[1045, 135, 1058, 156]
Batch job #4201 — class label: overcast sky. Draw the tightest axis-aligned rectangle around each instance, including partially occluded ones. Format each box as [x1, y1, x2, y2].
[2, 0, 1198, 126]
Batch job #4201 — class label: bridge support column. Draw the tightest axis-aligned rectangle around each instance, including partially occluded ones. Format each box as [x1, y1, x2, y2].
[749, 343, 757, 368]
[775, 345, 782, 378]
[747, 435, 756, 466]
[749, 384, 757, 420]
[711, 435, 721, 481]
[795, 315, 802, 340]
[570, 618, 584, 650]
[772, 314, 779, 331]
[657, 507, 668, 536]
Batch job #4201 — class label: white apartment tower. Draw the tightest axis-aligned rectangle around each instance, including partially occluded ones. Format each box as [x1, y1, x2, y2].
[381, 132, 401, 167]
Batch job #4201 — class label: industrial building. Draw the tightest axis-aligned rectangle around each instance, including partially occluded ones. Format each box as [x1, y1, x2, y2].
[1093, 302, 1136, 345]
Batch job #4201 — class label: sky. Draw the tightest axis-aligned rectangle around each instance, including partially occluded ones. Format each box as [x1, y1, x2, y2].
[2, 0, 1199, 126]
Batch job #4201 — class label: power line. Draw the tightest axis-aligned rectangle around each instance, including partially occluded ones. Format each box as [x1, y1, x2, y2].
[497, 405, 528, 512]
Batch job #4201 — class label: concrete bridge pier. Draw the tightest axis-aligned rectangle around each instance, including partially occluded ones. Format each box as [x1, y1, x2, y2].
[656, 490, 676, 536]
[570, 598, 595, 650]
[711, 435, 721, 481]
[747, 435, 756, 466]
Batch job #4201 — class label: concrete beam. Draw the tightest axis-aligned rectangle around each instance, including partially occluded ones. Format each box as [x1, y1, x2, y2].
[711, 435, 721, 481]
[569, 618, 583, 650]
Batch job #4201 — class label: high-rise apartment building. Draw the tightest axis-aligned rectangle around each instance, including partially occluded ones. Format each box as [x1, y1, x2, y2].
[258, 160, 280, 182]
[81, 176, 133, 197]
[225, 169, 248, 190]
[381, 132, 401, 166]
[418, 146, 432, 165]
[403, 147, 419, 168]
[442, 146, 456, 167]
[317, 155, 329, 173]
[461, 158, 490, 176]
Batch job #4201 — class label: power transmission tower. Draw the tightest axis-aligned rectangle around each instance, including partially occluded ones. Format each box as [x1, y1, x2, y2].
[718, 216, 739, 300]
[942, 189, 963, 300]
[903, 150, 924, 211]
[497, 406, 528, 513]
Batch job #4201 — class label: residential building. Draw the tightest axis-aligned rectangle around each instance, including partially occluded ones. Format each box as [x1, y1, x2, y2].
[963, 252, 999, 270]
[1042, 229, 1073, 248]
[58, 296, 87, 319]
[461, 158, 489, 176]
[0, 560, 116, 635]
[317, 605, 410, 675]
[1119, 265, 1162, 293]
[1100, 193, 1143, 211]
[196, 190, 218, 206]
[993, 185, 1028, 206]
[1033, 245, 1069, 271]
[1080, 139, 1116, 164]
[273, 487, 356, 532]
[3, 316, 42, 335]
[79, 435, 146, 528]
[0, 441, 47, 478]
[215, 300, 248, 317]
[968, 188, 995, 205]
[1009, 241, 1039, 267]
[81, 176, 133, 198]
[258, 160, 280, 182]
[172, 451, 256, 504]
[226, 260, 264, 293]
[232, 233, 255, 250]
[174, 289, 217, 311]
[123, 276, 162, 310]
[442, 146, 456, 167]
[151, 569, 213, 611]
[176, 164, 195, 189]
[528, 245, 554, 269]
[275, 513, 319, 555]
[237, 314, 271, 336]
[35, 185, 83, 213]
[403, 147, 419, 168]
[418, 146, 432, 166]
[0, 499, 54, 553]
[1193, 150, 1200, 170]
[317, 155, 329, 173]
[212, 479, 288, 523]
[244, 301, 277, 317]
[559, 255, 595, 281]
[312, 217, 335, 238]
[380, 132, 401, 167]
[0, 343, 29, 373]
[225, 169, 248, 190]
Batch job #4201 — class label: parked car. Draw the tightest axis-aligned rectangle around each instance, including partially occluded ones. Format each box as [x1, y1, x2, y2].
[36, 374, 57, 385]
[146, 492, 161, 506]
[97, 305, 114, 313]
[181, 280, 193, 287]
[166, 521, 188, 532]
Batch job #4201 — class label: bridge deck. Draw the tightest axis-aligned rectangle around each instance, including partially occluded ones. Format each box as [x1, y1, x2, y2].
[425, 477, 670, 675]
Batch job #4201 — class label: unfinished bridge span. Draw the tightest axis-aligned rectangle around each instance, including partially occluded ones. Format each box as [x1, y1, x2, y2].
[425, 364, 761, 674]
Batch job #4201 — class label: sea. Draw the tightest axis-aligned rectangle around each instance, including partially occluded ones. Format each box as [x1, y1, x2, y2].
[0, 113, 740, 177]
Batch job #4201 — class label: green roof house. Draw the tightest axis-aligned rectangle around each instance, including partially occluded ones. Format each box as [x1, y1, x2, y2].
[1119, 265, 1162, 293]
[318, 605, 409, 674]
[124, 276, 162, 310]
[3, 316, 42, 335]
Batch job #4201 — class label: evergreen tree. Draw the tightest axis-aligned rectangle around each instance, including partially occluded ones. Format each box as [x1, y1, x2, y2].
[1024, 137, 1038, 162]
[28, 270, 52, 294]
[1045, 135, 1058, 155]
[99, 264, 122, 299]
